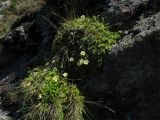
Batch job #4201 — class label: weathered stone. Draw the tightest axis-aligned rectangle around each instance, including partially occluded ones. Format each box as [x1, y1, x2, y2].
[84, 8, 160, 120]
[0, 0, 11, 11]
[102, 0, 160, 27]
[0, 110, 13, 120]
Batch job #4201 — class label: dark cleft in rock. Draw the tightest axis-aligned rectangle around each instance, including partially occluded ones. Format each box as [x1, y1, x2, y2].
[0, 26, 29, 69]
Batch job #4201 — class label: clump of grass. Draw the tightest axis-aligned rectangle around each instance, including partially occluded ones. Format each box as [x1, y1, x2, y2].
[52, 15, 121, 78]
[6, 67, 84, 120]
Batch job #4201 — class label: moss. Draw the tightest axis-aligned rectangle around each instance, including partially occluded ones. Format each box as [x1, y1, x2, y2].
[52, 16, 121, 78]
[10, 67, 84, 120]
[0, 0, 45, 37]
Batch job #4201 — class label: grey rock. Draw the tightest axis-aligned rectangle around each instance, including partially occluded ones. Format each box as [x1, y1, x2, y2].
[0, 109, 13, 120]
[0, 0, 11, 11]
[134, 12, 160, 32]
[85, 8, 160, 120]
[102, 0, 160, 26]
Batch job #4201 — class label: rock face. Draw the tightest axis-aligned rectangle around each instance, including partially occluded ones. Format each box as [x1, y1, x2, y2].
[0, 0, 160, 120]
[83, 0, 160, 120]
[102, 0, 160, 27]
[105, 17, 160, 120]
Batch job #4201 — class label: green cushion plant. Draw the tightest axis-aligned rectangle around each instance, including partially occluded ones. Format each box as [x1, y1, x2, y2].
[52, 15, 121, 78]
[9, 67, 84, 120]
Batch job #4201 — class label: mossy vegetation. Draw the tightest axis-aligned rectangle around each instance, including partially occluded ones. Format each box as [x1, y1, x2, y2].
[7, 67, 84, 120]
[52, 16, 121, 78]
[0, 0, 45, 37]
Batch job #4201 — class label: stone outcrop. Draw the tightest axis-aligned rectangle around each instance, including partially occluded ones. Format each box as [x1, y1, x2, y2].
[102, 0, 160, 28]
[83, 0, 160, 120]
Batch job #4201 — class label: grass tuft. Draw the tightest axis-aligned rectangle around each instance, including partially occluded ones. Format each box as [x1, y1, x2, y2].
[5, 67, 84, 120]
[52, 15, 121, 78]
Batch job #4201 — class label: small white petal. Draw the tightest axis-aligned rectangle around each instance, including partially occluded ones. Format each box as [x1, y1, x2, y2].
[63, 72, 68, 77]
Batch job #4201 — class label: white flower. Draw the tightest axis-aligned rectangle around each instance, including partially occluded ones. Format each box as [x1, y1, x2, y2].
[80, 51, 86, 56]
[53, 67, 57, 71]
[63, 72, 68, 77]
[53, 76, 59, 82]
[84, 59, 89, 65]
[69, 57, 74, 62]
[79, 59, 84, 64]
[25, 82, 31, 87]
[38, 94, 42, 99]
[81, 15, 85, 19]
[43, 69, 47, 72]
[77, 59, 84, 66]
